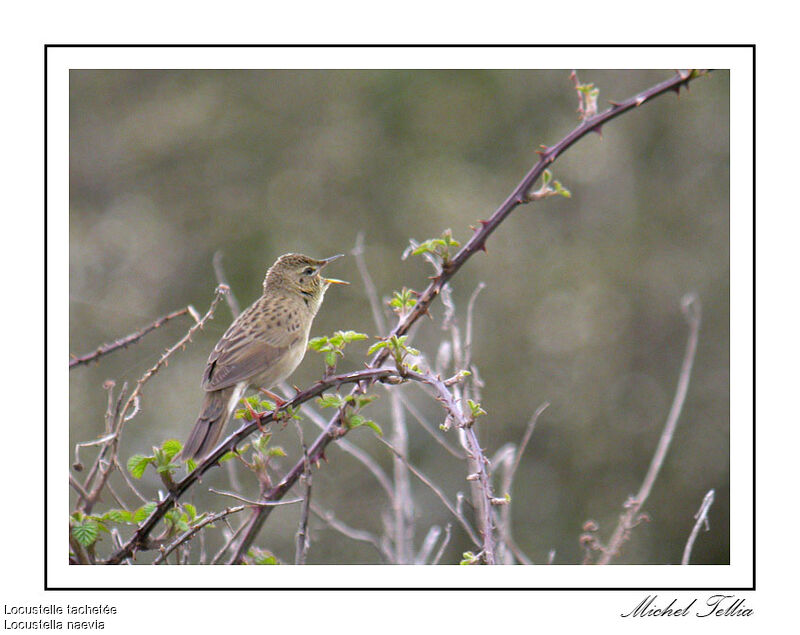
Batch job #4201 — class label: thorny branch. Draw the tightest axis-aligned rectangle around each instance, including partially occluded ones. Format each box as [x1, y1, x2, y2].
[75, 286, 229, 516]
[106, 367, 400, 564]
[69, 306, 195, 369]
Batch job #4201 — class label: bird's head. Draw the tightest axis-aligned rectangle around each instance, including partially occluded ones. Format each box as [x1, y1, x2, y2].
[264, 253, 348, 302]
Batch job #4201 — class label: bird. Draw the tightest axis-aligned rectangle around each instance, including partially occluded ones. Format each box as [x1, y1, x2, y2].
[180, 253, 347, 461]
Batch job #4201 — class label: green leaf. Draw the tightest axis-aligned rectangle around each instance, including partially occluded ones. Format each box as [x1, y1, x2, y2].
[184, 503, 197, 522]
[354, 393, 378, 408]
[161, 439, 182, 460]
[234, 407, 252, 420]
[186, 458, 197, 472]
[218, 450, 239, 463]
[467, 399, 487, 418]
[336, 330, 367, 343]
[317, 393, 344, 409]
[71, 520, 100, 547]
[325, 351, 338, 367]
[308, 336, 329, 351]
[553, 180, 571, 198]
[127, 454, 152, 479]
[347, 414, 383, 436]
[460, 551, 480, 565]
[367, 340, 388, 355]
[156, 462, 180, 474]
[411, 241, 434, 256]
[102, 509, 133, 524]
[133, 502, 157, 523]
[266, 446, 287, 458]
[247, 547, 278, 565]
[253, 433, 272, 453]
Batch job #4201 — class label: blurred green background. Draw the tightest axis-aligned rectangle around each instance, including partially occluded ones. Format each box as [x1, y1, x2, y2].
[69, 69, 729, 565]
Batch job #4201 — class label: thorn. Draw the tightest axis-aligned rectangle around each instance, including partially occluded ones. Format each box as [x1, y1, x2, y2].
[671, 85, 681, 97]
[478, 243, 488, 254]
[259, 388, 286, 408]
[608, 100, 622, 107]
[478, 219, 489, 227]
[592, 125, 603, 138]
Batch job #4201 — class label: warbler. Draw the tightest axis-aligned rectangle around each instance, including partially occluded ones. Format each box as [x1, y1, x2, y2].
[181, 253, 347, 460]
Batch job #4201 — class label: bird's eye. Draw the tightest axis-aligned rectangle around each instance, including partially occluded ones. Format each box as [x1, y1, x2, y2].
[304, 267, 315, 275]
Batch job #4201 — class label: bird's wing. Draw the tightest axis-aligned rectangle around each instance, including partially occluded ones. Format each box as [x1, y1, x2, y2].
[201, 301, 303, 392]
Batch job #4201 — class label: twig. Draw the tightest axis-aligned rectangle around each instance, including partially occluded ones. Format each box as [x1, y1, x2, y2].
[212, 251, 241, 318]
[77, 287, 228, 516]
[69, 306, 193, 369]
[112, 456, 149, 504]
[462, 425, 496, 564]
[403, 398, 465, 459]
[279, 382, 395, 501]
[463, 282, 485, 368]
[681, 489, 715, 565]
[352, 231, 387, 334]
[431, 523, 452, 565]
[415, 525, 442, 565]
[212, 252, 245, 494]
[121, 287, 228, 422]
[354, 232, 414, 562]
[509, 402, 550, 484]
[375, 436, 480, 547]
[597, 293, 702, 564]
[389, 385, 414, 563]
[152, 505, 247, 565]
[294, 424, 312, 565]
[311, 503, 390, 562]
[210, 517, 249, 565]
[69, 473, 91, 501]
[208, 488, 303, 508]
[105, 366, 401, 564]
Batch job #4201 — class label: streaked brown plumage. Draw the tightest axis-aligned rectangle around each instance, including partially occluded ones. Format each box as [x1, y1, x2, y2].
[181, 253, 346, 461]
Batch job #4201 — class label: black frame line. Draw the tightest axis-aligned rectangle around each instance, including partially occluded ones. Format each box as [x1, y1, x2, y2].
[50, 44, 754, 590]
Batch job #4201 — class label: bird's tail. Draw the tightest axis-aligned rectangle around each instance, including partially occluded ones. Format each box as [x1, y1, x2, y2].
[180, 386, 240, 461]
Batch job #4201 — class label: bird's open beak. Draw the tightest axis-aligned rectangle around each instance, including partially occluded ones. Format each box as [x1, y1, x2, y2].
[321, 254, 349, 285]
